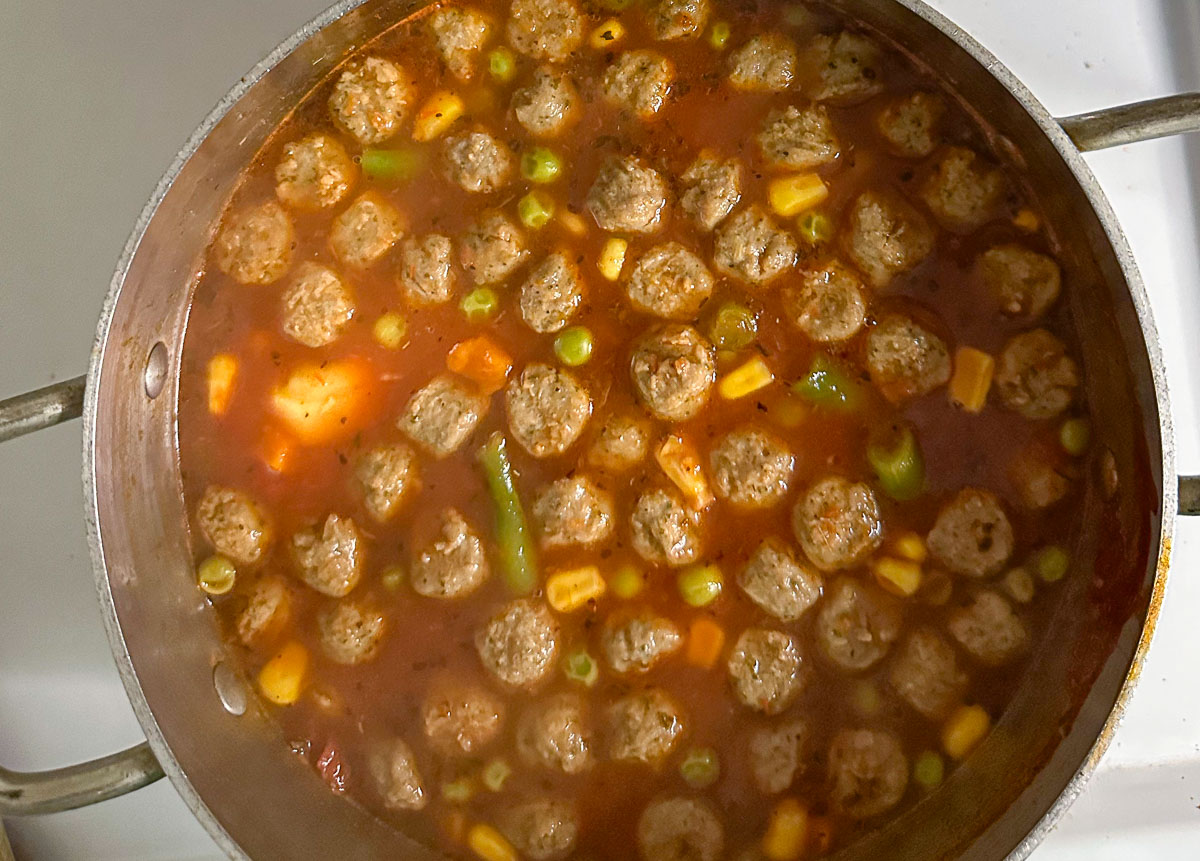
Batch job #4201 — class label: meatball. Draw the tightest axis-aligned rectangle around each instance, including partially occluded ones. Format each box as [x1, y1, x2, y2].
[501, 798, 579, 861]
[748, 718, 808, 794]
[630, 324, 716, 421]
[411, 508, 490, 598]
[329, 57, 412, 145]
[587, 155, 671, 234]
[792, 476, 883, 571]
[422, 682, 505, 755]
[235, 575, 291, 645]
[516, 694, 593, 774]
[506, 0, 583, 62]
[995, 329, 1079, 420]
[827, 728, 908, 819]
[429, 6, 491, 80]
[626, 243, 713, 320]
[316, 599, 386, 665]
[947, 590, 1028, 665]
[782, 261, 866, 343]
[329, 191, 404, 269]
[460, 209, 529, 284]
[709, 427, 793, 509]
[679, 153, 741, 231]
[727, 628, 805, 714]
[505, 364, 592, 457]
[757, 105, 840, 169]
[399, 374, 488, 458]
[977, 244, 1062, 320]
[476, 599, 560, 687]
[398, 233, 456, 305]
[713, 205, 797, 286]
[926, 488, 1014, 578]
[588, 412, 652, 471]
[213, 200, 293, 286]
[369, 738, 427, 810]
[274, 133, 356, 211]
[728, 33, 797, 92]
[531, 476, 614, 548]
[354, 442, 418, 522]
[738, 537, 822, 623]
[281, 263, 355, 348]
[443, 129, 515, 194]
[520, 252, 584, 333]
[921, 146, 1005, 231]
[601, 50, 675, 117]
[637, 797, 724, 861]
[814, 578, 901, 671]
[877, 92, 944, 158]
[843, 190, 934, 288]
[801, 32, 884, 104]
[197, 486, 272, 566]
[607, 688, 685, 763]
[648, 0, 709, 40]
[630, 488, 703, 567]
[600, 609, 683, 673]
[513, 67, 580, 137]
[887, 628, 967, 720]
[865, 314, 952, 402]
[291, 513, 363, 598]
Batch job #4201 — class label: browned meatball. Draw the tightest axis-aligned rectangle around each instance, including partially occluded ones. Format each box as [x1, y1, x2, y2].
[600, 609, 682, 673]
[429, 6, 491, 80]
[513, 68, 580, 137]
[607, 688, 685, 763]
[329, 191, 403, 269]
[921, 147, 1005, 231]
[626, 243, 713, 320]
[291, 513, 363, 597]
[865, 314, 952, 402]
[888, 628, 967, 720]
[827, 728, 908, 818]
[782, 261, 866, 344]
[501, 798, 580, 861]
[399, 374, 488, 458]
[758, 105, 840, 169]
[602, 51, 675, 117]
[411, 508, 489, 598]
[588, 412, 652, 471]
[713, 206, 797, 286]
[800, 32, 884, 104]
[520, 252, 584, 333]
[995, 329, 1079, 419]
[792, 476, 883, 571]
[460, 209, 529, 284]
[728, 33, 797, 91]
[235, 575, 291, 645]
[843, 190, 934, 288]
[877, 92, 944, 158]
[213, 200, 293, 286]
[728, 628, 806, 714]
[274, 133, 356, 211]
[647, 0, 709, 40]
[815, 578, 901, 671]
[748, 718, 808, 794]
[516, 693, 594, 774]
[422, 682, 505, 755]
[679, 153, 741, 231]
[531, 476, 614, 548]
[281, 263, 355, 348]
[197, 486, 272, 566]
[710, 427, 794, 509]
[977, 244, 1062, 320]
[630, 488, 703, 567]
[739, 537, 823, 623]
[316, 599, 386, 664]
[630, 324, 716, 421]
[506, 363, 592, 458]
[397, 233, 456, 305]
[947, 590, 1028, 665]
[329, 57, 413, 145]
[476, 599, 560, 687]
[637, 797, 724, 861]
[443, 129, 515, 194]
[587, 155, 671, 234]
[354, 442, 418, 522]
[507, 0, 583, 62]
[369, 738, 427, 810]
[927, 488, 1014, 578]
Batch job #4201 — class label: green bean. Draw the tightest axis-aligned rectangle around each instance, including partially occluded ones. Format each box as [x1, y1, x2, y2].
[360, 148, 423, 183]
[792, 354, 864, 410]
[867, 424, 925, 501]
[706, 302, 758, 351]
[678, 564, 723, 607]
[477, 433, 538, 595]
[679, 747, 720, 788]
[553, 326, 594, 367]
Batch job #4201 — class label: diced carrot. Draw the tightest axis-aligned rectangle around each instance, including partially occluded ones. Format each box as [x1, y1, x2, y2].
[261, 425, 295, 473]
[270, 359, 370, 444]
[1013, 208, 1040, 232]
[207, 353, 238, 415]
[949, 347, 995, 413]
[655, 434, 714, 510]
[685, 617, 726, 669]
[447, 336, 514, 394]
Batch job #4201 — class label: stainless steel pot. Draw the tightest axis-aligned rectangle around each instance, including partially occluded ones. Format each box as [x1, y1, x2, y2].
[1, 0, 1198, 858]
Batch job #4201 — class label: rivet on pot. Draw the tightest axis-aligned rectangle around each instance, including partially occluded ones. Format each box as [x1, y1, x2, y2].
[213, 661, 248, 716]
[144, 341, 168, 399]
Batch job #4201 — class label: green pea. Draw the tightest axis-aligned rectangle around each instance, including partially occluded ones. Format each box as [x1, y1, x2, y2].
[197, 555, 236, 595]
[793, 354, 864, 410]
[867, 424, 925, 501]
[1003, 567, 1035, 604]
[521, 147, 562, 184]
[518, 190, 555, 229]
[708, 21, 731, 49]
[609, 564, 645, 599]
[679, 747, 720, 788]
[1059, 417, 1091, 457]
[380, 565, 405, 592]
[1034, 546, 1069, 583]
[488, 47, 517, 82]
[441, 778, 475, 803]
[460, 287, 499, 322]
[554, 326, 594, 367]
[914, 750, 944, 789]
[563, 647, 599, 687]
[678, 565, 723, 607]
[481, 758, 511, 792]
[851, 680, 880, 715]
[707, 302, 758, 351]
[360, 148, 423, 183]
[798, 211, 835, 245]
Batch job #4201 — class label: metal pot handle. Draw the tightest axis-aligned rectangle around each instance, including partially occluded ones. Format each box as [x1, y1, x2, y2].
[0, 377, 165, 814]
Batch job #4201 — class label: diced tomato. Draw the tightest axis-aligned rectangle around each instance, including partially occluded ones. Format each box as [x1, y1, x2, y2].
[316, 739, 349, 793]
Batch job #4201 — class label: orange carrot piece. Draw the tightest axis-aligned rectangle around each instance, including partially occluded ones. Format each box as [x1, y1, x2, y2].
[261, 425, 295, 473]
[447, 336, 514, 394]
[685, 617, 726, 669]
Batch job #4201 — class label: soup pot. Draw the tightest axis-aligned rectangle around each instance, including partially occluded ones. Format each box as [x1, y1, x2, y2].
[1, 0, 1198, 858]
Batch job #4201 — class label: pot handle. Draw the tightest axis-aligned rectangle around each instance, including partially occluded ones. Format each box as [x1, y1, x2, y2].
[1059, 92, 1200, 152]
[0, 377, 165, 814]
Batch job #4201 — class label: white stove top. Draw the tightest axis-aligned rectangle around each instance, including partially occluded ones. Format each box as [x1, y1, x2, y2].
[1, 0, 1198, 858]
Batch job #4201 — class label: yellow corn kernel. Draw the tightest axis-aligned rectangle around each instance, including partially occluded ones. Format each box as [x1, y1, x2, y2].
[891, 531, 927, 564]
[942, 704, 991, 760]
[258, 640, 309, 706]
[598, 237, 628, 280]
[768, 173, 829, 217]
[466, 824, 518, 861]
[546, 566, 607, 613]
[762, 798, 808, 861]
[413, 90, 464, 141]
[656, 433, 714, 510]
[1013, 208, 1040, 232]
[872, 556, 922, 597]
[207, 353, 238, 416]
[949, 346, 995, 413]
[718, 355, 775, 400]
[590, 18, 626, 49]
[558, 209, 588, 237]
